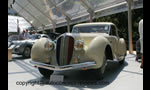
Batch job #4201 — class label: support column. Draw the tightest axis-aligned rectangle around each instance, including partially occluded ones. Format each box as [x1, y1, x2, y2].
[88, 10, 94, 22]
[126, 0, 134, 54]
[66, 18, 71, 32]
[52, 23, 56, 33]
[27, 0, 56, 32]
[80, 0, 94, 22]
[46, 0, 71, 32]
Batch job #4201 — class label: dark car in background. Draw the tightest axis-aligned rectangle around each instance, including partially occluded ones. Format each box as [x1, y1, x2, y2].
[136, 39, 141, 61]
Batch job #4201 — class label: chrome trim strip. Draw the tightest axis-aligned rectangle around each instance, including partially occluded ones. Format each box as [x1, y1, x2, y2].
[30, 60, 96, 71]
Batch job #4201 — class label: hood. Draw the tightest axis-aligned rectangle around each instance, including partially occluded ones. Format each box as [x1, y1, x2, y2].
[12, 39, 37, 45]
[60, 33, 109, 45]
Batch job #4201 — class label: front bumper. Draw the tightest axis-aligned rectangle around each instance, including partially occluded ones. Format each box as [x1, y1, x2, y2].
[30, 60, 96, 71]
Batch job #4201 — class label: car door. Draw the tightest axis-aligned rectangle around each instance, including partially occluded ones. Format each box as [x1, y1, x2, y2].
[108, 25, 119, 57]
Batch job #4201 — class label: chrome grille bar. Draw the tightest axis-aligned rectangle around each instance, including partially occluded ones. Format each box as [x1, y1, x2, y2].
[56, 35, 74, 66]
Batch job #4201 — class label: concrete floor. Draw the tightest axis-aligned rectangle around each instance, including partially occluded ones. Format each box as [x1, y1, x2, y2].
[8, 52, 143, 90]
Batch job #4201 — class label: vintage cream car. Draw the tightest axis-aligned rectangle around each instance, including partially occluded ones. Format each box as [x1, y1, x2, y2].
[30, 22, 127, 78]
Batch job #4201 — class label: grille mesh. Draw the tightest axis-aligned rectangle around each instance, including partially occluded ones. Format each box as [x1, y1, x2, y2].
[56, 35, 74, 66]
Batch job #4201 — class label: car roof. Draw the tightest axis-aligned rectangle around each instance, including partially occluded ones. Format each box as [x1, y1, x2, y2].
[74, 22, 114, 27]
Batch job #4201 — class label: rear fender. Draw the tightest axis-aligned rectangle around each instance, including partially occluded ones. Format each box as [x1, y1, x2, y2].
[116, 38, 127, 57]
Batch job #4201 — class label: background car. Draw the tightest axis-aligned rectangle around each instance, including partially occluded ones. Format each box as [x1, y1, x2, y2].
[8, 35, 20, 47]
[30, 22, 127, 79]
[8, 34, 50, 58]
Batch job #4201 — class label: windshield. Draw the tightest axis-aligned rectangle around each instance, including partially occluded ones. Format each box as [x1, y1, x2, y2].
[72, 25, 109, 34]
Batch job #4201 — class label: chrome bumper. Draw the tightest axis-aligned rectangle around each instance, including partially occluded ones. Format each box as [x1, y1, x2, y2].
[30, 60, 96, 71]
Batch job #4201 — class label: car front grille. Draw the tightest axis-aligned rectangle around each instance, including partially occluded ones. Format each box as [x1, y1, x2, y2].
[56, 35, 74, 66]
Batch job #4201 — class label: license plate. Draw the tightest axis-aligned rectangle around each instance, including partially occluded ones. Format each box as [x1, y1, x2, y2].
[49, 75, 64, 82]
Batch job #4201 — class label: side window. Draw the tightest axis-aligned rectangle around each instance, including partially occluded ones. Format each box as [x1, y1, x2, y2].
[110, 25, 117, 36]
[72, 27, 79, 33]
[42, 35, 48, 38]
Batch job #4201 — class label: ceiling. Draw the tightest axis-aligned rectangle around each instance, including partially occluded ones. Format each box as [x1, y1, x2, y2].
[8, 0, 143, 32]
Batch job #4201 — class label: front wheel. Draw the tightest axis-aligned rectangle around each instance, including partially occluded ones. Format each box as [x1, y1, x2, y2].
[119, 59, 125, 64]
[95, 52, 107, 79]
[118, 53, 126, 64]
[23, 47, 31, 58]
[38, 67, 54, 78]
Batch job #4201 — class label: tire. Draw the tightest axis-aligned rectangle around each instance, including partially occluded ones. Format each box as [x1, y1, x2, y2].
[95, 52, 107, 79]
[38, 67, 54, 78]
[119, 53, 126, 64]
[119, 59, 125, 64]
[23, 47, 31, 58]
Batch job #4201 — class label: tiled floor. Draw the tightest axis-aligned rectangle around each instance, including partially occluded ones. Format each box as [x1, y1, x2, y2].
[8, 53, 143, 90]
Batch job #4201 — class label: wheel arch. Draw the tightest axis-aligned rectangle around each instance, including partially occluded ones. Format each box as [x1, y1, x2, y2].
[105, 45, 113, 60]
[23, 43, 33, 51]
[22, 43, 33, 58]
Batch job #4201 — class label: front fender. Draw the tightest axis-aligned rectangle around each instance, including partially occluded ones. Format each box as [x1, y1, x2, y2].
[31, 38, 55, 63]
[86, 36, 111, 69]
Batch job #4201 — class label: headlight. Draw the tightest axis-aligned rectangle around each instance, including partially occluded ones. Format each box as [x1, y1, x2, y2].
[16, 45, 21, 48]
[75, 40, 84, 50]
[45, 40, 55, 51]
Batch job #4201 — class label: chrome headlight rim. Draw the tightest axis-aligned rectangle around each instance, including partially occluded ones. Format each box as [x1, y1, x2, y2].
[44, 40, 55, 51]
[74, 40, 84, 51]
